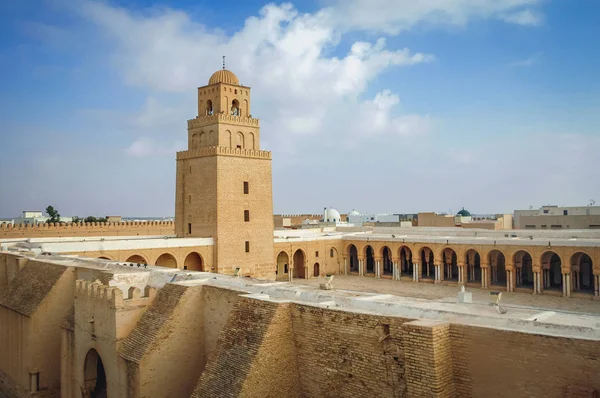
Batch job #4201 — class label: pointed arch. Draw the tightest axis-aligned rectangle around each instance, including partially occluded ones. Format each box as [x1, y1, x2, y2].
[293, 249, 306, 279]
[276, 251, 290, 280]
[126, 254, 147, 264]
[184, 252, 203, 271]
[235, 132, 245, 149]
[347, 244, 359, 273]
[570, 252, 594, 293]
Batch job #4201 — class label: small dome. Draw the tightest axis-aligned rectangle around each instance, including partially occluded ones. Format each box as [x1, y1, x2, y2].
[457, 208, 471, 217]
[209, 69, 239, 85]
[324, 208, 341, 222]
[348, 210, 360, 216]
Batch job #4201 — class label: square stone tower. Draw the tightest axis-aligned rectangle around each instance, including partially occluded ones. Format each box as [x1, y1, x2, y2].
[175, 68, 275, 279]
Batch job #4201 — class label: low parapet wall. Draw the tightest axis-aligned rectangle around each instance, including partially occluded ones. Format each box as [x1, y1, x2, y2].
[0, 221, 175, 239]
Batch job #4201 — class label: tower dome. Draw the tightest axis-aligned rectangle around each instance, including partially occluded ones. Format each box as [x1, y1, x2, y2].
[456, 208, 471, 217]
[208, 69, 239, 85]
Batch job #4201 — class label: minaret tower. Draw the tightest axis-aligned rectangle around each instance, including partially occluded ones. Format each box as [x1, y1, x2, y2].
[175, 65, 275, 279]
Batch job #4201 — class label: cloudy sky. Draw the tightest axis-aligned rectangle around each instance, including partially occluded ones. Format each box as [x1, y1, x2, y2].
[1, 0, 599, 218]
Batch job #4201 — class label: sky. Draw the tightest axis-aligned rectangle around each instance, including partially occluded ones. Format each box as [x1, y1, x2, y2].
[0, 0, 599, 218]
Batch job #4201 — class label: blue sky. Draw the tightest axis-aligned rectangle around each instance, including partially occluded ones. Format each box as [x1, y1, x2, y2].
[1, 0, 599, 218]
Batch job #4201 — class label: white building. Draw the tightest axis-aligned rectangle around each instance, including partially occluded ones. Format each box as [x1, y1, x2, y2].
[12, 210, 73, 225]
[514, 205, 600, 229]
[347, 210, 411, 227]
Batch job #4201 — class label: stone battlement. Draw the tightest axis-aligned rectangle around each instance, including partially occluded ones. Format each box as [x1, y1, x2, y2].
[188, 114, 260, 128]
[0, 221, 173, 229]
[75, 280, 156, 310]
[177, 146, 271, 160]
[0, 221, 175, 239]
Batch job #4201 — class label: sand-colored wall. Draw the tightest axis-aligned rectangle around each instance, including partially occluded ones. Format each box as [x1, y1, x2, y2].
[0, 257, 75, 397]
[0, 221, 175, 239]
[72, 281, 155, 398]
[63, 245, 213, 272]
[273, 239, 344, 280]
[451, 323, 600, 397]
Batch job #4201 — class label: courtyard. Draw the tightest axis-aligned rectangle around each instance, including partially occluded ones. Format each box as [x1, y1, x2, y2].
[290, 274, 600, 315]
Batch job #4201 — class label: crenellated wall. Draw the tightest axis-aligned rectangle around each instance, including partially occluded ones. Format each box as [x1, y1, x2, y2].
[70, 280, 156, 398]
[0, 221, 175, 239]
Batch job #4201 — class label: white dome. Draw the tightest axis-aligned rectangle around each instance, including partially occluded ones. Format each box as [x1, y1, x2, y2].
[348, 210, 360, 216]
[324, 208, 341, 222]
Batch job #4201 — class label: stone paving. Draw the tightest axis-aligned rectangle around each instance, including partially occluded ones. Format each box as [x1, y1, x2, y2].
[290, 275, 600, 315]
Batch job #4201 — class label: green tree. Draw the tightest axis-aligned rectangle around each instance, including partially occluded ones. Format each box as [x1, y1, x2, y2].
[84, 216, 97, 223]
[45, 206, 61, 223]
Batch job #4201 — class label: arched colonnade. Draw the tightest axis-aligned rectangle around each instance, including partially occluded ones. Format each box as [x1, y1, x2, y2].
[342, 242, 599, 298]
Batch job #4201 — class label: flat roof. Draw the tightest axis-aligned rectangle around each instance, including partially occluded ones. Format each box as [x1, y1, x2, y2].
[4, 252, 599, 341]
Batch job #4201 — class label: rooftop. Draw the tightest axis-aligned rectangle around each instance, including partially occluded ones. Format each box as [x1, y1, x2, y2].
[4, 251, 600, 341]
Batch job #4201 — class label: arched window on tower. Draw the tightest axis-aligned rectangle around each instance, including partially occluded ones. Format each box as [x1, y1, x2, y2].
[206, 100, 213, 116]
[231, 99, 240, 116]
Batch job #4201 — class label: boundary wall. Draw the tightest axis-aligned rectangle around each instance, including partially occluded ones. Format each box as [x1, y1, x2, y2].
[0, 221, 175, 239]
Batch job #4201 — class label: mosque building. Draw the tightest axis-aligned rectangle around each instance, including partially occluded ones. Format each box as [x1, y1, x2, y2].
[0, 67, 600, 397]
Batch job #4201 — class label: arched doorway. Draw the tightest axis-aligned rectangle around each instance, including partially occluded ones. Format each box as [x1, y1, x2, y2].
[313, 263, 320, 277]
[488, 250, 507, 286]
[293, 249, 305, 279]
[184, 252, 203, 271]
[466, 249, 481, 284]
[83, 349, 106, 398]
[365, 246, 375, 274]
[155, 253, 177, 268]
[514, 251, 534, 289]
[420, 247, 434, 279]
[382, 246, 393, 276]
[399, 247, 412, 276]
[126, 254, 147, 264]
[541, 251, 562, 291]
[276, 251, 289, 281]
[348, 245, 359, 273]
[571, 252, 594, 294]
[442, 248, 458, 281]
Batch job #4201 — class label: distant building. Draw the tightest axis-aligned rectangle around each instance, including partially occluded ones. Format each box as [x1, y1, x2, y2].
[12, 210, 73, 225]
[106, 216, 122, 223]
[418, 209, 512, 230]
[347, 210, 414, 227]
[514, 205, 600, 229]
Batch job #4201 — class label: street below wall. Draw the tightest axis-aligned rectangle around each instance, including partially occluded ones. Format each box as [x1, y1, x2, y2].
[290, 275, 600, 314]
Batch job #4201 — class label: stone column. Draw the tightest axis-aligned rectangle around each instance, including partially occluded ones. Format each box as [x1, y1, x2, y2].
[595, 274, 600, 297]
[480, 263, 489, 289]
[376, 259, 381, 278]
[343, 257, 347, 275]
[457, 262, 465, 284]
[566, 273, 571, 298]
[413, 262, 420, 282]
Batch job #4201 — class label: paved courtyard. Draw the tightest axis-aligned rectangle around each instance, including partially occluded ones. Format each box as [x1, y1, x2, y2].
[290, 275, 600, 315]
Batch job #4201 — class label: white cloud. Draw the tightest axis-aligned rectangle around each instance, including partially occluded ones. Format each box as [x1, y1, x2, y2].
[327, 0, 543, 33]
[125, 137, 184, 158]
[508, 52, 542, 67]
[499, 9, 543, 26]
[75, 2, 436, 155]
